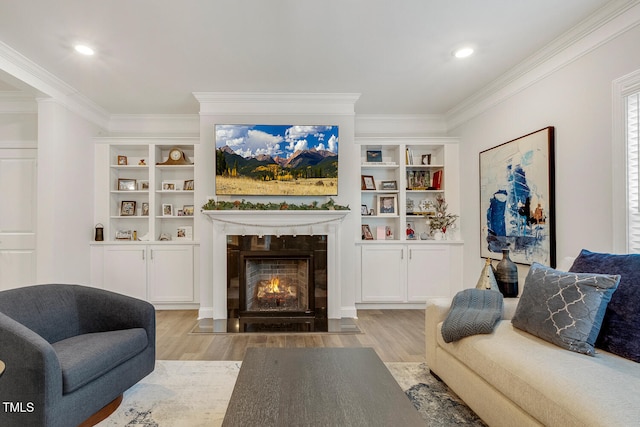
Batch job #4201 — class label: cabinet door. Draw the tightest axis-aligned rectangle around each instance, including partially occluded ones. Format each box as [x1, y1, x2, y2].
[102, 245, 147, 299]
[147, 245, 194, 302]
[407, 245, 450, 301]
[361, 245, 406, 302]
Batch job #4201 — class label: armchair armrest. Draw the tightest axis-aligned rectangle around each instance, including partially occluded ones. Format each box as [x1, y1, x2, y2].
[0, 312, 62, 424]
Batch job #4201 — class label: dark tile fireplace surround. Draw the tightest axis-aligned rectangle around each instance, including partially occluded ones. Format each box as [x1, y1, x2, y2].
[227, 235, 328, 332]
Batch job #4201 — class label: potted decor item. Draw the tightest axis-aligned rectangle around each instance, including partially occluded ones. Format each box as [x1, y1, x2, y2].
[495, 248, 518, 297]
[425, 195, 458, 240]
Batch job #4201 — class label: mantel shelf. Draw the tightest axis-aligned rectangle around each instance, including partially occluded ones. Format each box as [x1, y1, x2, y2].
[202, 210, 350, 228]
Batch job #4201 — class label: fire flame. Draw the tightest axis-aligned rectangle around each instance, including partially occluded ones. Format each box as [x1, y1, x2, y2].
[267, 277, 280, 293]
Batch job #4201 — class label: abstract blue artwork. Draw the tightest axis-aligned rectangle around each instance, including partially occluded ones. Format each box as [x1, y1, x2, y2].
[479, 127, 555, 266]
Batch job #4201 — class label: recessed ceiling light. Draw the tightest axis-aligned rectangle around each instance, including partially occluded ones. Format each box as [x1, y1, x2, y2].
[74, 44, 95, 56]
[453, 47, 474, 59]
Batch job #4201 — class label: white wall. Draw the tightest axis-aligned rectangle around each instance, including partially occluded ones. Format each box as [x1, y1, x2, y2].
[450, 24, 640, 288]
[37, 99, 104, 284]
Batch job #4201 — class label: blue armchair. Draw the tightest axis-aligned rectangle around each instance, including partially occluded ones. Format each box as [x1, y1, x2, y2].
[0, 284, 155, 427]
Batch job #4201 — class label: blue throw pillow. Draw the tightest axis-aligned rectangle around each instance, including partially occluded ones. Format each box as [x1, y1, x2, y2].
[512, 263, 620, 356]
[569, 249, 640, 362]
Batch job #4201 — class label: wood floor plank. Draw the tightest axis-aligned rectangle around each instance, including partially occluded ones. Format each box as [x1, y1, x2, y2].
[155, 309, 426, 362]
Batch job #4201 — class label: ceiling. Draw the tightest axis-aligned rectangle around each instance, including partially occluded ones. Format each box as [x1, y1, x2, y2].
[0, 0, 615, 116]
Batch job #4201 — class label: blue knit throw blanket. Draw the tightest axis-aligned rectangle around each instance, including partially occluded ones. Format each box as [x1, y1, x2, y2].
[441, 289, 504, 343]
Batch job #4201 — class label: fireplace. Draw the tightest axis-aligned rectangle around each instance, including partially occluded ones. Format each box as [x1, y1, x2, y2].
[241, 252, 314, 316]
[227, 235, 327, 331]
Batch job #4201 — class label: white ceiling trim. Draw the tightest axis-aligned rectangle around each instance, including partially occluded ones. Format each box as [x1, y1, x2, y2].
[446, 0, 640, 131]
[0, 41, 110, 129]
[108, 114, 200, 135]
[355, 114, 447, 136]
[193, 92, 361, 116]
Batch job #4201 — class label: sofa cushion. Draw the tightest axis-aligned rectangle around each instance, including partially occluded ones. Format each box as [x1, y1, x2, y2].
[512, 263, 619, 356]
[436, 321, 640, 427]
[569, 249, 640, 363]
[52, 328, 148, 394]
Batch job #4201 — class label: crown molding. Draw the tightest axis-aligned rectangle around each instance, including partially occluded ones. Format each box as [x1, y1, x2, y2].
[446, 0, 640, 130]
[355, 114, 447, 136]
[0, 41, 110, 129]
[193, 92, 361, 115]
[108, 114, 200, 135]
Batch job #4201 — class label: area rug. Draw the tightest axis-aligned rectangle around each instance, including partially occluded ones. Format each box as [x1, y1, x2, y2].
[98, 360, 484, 426]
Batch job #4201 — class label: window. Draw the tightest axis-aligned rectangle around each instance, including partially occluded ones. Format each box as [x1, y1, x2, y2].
[613, 70, 640, 253]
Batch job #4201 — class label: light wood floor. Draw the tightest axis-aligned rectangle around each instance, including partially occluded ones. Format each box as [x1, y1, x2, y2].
[156, 309, 425, 363]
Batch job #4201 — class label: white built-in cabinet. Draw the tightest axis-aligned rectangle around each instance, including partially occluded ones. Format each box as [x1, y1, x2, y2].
[91, 138, 199, 307]
[355, 137, 463, 306]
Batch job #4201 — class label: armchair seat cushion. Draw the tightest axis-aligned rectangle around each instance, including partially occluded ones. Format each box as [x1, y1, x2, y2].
[52, 328, 148, 394]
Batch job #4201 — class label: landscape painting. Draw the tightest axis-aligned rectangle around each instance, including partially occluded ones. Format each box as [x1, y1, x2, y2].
[215, 124, 339, 196]
[479, 127, 555, 266]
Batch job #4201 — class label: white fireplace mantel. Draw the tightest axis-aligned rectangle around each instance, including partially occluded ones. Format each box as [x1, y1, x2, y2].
[203, 210, 350, 320]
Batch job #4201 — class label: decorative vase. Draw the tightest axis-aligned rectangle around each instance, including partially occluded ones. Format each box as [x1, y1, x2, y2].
[476, 258, 499, 291]
[495, 249, 518, 297]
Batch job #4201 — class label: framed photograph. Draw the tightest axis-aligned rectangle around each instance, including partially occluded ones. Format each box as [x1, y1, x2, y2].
[421, 154, 432, 165]
[366, 150, 383, 162]
[406, 221, 416, 240]
[162, 181, 176, 191]
[183, 179, 194, 191]
[118, 178, 137, 191]
[120, 201, 136, 216]
[141, 202, 150, 216]
[361, 224, 374, 240]
[377, 194, 398, 216]
[176, 226, 193, 241]
[361, 175, 376, 190]
[361, 204, 369, 215]
[162, 203, 173, 216]
[183, 205, 194, 216]
[117, 155, 128, 166]
[380, 180, 397, 190]
[138, 180, 149, 191]
[480, 126, 556, 266]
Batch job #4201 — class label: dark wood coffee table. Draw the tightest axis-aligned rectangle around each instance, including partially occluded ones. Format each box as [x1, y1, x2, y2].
[223, 347, 425, 426]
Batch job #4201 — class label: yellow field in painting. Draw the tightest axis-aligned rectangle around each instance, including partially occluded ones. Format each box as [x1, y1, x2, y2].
[215, 176, 338, 195]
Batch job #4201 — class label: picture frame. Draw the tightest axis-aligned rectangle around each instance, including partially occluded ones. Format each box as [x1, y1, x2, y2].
[183, 205, 194, 216]
[141, 202, 149, 216]
[183, 179, 194, 191]
[380, 180, 397, 190]
[118, 178, 137, 191]
[162, 181, 176, 191]
[361, 224, 374, 240]
[377, 194, 398, 216]
[138, 180, 149, 191]
[479, 126, 556, 266]
[361, 204, 369, 215]
[176, 226, 193, 241]
[120, 201, 136, 216]
[162, 203, 173, 216]
[421, 154, 432, 165]
[117, 155, 128, 166]
[366, 150, 383, 162]
[361, 175, 376, 190]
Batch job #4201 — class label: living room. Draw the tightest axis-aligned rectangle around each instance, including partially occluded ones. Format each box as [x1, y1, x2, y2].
[1, 1, 640, 426]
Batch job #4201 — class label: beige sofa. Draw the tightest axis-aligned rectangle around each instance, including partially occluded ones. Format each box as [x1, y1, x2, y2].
[426, 297, 640, 426]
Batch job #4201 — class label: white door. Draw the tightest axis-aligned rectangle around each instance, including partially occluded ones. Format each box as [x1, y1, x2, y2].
[361, 245, 406, 302]
[102, 245, 147, 299]
[0, 149, 37, 290]
[147, 245, 194, 302]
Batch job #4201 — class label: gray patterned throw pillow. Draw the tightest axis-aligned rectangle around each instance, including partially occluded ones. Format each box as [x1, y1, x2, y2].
[512, 263, 620, 356]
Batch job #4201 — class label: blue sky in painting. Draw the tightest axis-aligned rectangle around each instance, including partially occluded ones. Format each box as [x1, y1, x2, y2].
[215, 124, 339, 159]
